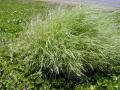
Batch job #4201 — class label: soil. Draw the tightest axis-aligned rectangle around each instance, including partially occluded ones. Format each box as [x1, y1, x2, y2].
[42, 0, 120, 10]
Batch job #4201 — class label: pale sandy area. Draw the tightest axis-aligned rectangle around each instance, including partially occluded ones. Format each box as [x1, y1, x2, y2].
[42, 0, 82, 5]
[41, 0, 120, 10]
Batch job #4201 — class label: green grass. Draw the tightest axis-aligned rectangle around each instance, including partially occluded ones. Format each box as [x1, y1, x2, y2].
[0, 0, 49, 42]
[0, 0, 49, 89]
[14, 6, 120, 75]
[0, 0, 120, 90]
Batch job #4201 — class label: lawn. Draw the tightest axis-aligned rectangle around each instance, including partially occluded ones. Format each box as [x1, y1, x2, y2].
[0, 0, 120, 90]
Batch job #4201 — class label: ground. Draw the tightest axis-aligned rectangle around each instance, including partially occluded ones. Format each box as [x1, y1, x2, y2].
[42, 0, 120, 10]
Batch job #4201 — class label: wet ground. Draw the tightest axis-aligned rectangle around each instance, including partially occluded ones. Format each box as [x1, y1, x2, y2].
[86, 0, 120, 9]
[43, 0, 120, 9]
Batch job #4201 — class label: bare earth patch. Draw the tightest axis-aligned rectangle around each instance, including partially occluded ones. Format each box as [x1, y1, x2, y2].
[42, 0, 120, 10]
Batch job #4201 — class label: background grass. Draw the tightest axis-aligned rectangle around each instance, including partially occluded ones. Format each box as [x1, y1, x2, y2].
[0, 0, 120, 90]
[0, 0, 49, 89]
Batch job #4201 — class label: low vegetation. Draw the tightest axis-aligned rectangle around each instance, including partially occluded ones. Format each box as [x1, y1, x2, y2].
[0, 0, 120, 89]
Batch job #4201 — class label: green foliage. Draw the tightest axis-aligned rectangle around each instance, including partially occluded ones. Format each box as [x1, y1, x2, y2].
[0, 0, 47, 35]
[74, 75, 120, 90]
[96, 75, 120, 90]
[0, 0, 49, 89]
[0, 0, 120, 89]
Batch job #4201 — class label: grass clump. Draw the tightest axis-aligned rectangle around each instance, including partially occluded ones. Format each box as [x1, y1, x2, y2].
[6, 6, 119, 89]
[12, 7, 100, 76]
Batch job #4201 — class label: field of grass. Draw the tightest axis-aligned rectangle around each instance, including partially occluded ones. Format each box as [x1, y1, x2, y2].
[0, 0, 120, 90]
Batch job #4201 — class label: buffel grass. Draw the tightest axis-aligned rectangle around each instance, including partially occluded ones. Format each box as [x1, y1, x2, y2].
[12, 7, 120, 77]
[0, 1, 120, 89]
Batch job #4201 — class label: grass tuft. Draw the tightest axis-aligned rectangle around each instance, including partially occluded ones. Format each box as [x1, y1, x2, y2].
[11, 7, 120, 78]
